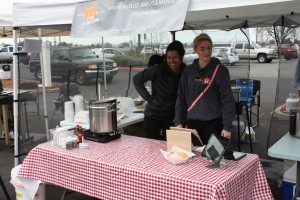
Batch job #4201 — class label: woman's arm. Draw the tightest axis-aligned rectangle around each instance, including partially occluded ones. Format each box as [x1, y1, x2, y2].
[133, 65, 157, 103]
[218, 66, 235, 133]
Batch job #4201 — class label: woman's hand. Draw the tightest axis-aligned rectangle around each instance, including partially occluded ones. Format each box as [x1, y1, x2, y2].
[221, 130, 231, 139]
[176, 124, 183, 128]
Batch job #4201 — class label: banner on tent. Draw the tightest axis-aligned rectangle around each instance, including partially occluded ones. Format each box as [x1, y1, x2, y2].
[71, 0, 189, 37]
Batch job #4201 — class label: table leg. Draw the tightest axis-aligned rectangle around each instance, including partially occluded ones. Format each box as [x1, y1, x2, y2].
[61, 188, 67, 200]
[0, 175, 11, 200]
[292, 161, 300, 200]
[237, 114, 241, 151]
[18, 103, 26, 139]
[2, 105, 9, 145]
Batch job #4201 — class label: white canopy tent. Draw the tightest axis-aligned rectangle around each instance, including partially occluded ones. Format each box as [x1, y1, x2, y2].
[12, 0, 300, 32]
[185, 0, 300, 30]
[0, 0, 82, 166]
[8, 0, 300, 166]
[0, 0, 72, 38]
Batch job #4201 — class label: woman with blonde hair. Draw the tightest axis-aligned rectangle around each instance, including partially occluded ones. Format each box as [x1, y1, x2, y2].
[174, 33, 235, 145]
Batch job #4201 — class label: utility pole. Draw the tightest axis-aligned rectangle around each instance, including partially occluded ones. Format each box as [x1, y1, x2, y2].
[138, 34, 141, 51]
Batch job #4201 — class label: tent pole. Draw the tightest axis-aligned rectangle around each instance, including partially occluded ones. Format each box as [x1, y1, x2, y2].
[13, 27, 19, 166]
[240, 28, 250, 79]
[102, 37, 107, 99]
[171, 31, 176, 41]
[38, 28, 50, 139]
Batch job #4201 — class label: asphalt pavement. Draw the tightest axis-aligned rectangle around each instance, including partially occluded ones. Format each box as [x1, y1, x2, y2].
[1, 59, 299, 199]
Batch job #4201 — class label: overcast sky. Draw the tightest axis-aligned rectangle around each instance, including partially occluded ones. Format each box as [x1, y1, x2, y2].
[0, 29, 256, 47]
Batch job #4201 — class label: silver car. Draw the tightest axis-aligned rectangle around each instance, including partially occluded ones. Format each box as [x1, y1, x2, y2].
[92, 48, 125, 58]
[183, 48, 229, 66]
[214, 47, 238, 65]
[212, 48, 229, 65]
[183, 48, 197, 65]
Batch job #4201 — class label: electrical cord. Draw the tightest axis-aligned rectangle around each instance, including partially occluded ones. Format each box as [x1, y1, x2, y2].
[66, 70, 71, 101]
[125, 65, 132, 97]
[96, 67, 99, 99]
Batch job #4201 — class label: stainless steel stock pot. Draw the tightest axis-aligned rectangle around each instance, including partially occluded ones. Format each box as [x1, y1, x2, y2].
[86, 99, 117, 134]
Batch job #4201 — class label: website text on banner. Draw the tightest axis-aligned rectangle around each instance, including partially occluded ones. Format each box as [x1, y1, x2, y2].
[71, 0, 190, 37]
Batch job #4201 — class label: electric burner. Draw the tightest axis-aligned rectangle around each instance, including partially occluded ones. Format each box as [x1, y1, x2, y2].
[83, 129, 121, 143]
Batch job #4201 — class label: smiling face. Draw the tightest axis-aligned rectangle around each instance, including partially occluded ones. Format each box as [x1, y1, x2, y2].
[166, 50, 182, 73]
[194, 40, 213, 68]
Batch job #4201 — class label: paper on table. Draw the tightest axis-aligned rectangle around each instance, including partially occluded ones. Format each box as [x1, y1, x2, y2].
[233, 151, 247, 160]
[194, 145, 206, 153]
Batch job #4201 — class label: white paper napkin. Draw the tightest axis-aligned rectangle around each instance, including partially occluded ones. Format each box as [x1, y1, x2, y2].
[160, 145, 195, 165]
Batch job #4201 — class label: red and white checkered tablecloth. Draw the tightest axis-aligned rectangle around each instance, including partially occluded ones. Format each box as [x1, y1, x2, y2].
[18, 135, 273, 200]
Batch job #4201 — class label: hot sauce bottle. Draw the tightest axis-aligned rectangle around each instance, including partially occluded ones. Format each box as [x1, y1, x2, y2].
[76, 125, 83, 144]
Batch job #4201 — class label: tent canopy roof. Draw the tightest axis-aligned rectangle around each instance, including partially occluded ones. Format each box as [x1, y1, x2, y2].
[1, 0, 300, 38]
[184, 0, 300, 30]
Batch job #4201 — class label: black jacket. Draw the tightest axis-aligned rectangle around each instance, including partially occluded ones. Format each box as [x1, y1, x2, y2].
[174, 58, 235, 132]
[133, 62, 186, 120]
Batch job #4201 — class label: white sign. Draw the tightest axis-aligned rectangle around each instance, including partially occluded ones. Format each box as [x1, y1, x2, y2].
[71, 0, 189, 37]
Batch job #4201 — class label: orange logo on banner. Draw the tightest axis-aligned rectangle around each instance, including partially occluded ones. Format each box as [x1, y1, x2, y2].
[203, 77, 211, 84]
[84, 4, 99, 21]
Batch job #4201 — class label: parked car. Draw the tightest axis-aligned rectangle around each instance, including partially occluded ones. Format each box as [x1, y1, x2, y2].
[266, 44, 298, 60]
[29, 47, 118, 85]
[232, 42, 277, 63]
[0, 45, 27, 64]
[183, 48, 197, 65]
[214, 47, 239, 65]
[295, 44, 300, 54]
[212, 48, 229, 65]
[141, 47, 160, 54]
[92, 48, 126, 59]
[183, 48, 229, 65]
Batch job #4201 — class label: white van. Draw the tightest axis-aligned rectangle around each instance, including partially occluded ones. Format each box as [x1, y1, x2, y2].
[214, 47, 239, 65]
[0, 45, 24, 61]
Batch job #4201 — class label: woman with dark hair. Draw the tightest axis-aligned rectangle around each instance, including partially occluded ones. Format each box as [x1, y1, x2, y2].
[147, 54, 164, 68]
[133, 41, 186, 140]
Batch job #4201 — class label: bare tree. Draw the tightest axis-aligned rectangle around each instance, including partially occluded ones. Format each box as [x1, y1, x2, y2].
[151, 33, 168, 48]
[256, 27, 268, 43]
[263, 26, 296, 43]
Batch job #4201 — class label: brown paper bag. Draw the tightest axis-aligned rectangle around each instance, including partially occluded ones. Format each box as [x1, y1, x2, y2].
[166, 130, 192, 152]
[169, 127, 203, 146]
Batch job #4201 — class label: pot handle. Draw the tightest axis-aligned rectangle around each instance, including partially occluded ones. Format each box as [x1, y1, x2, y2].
[107, 108, 119, 112]
[111, 102, 120, 107]
[88, 106, 106, 109]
